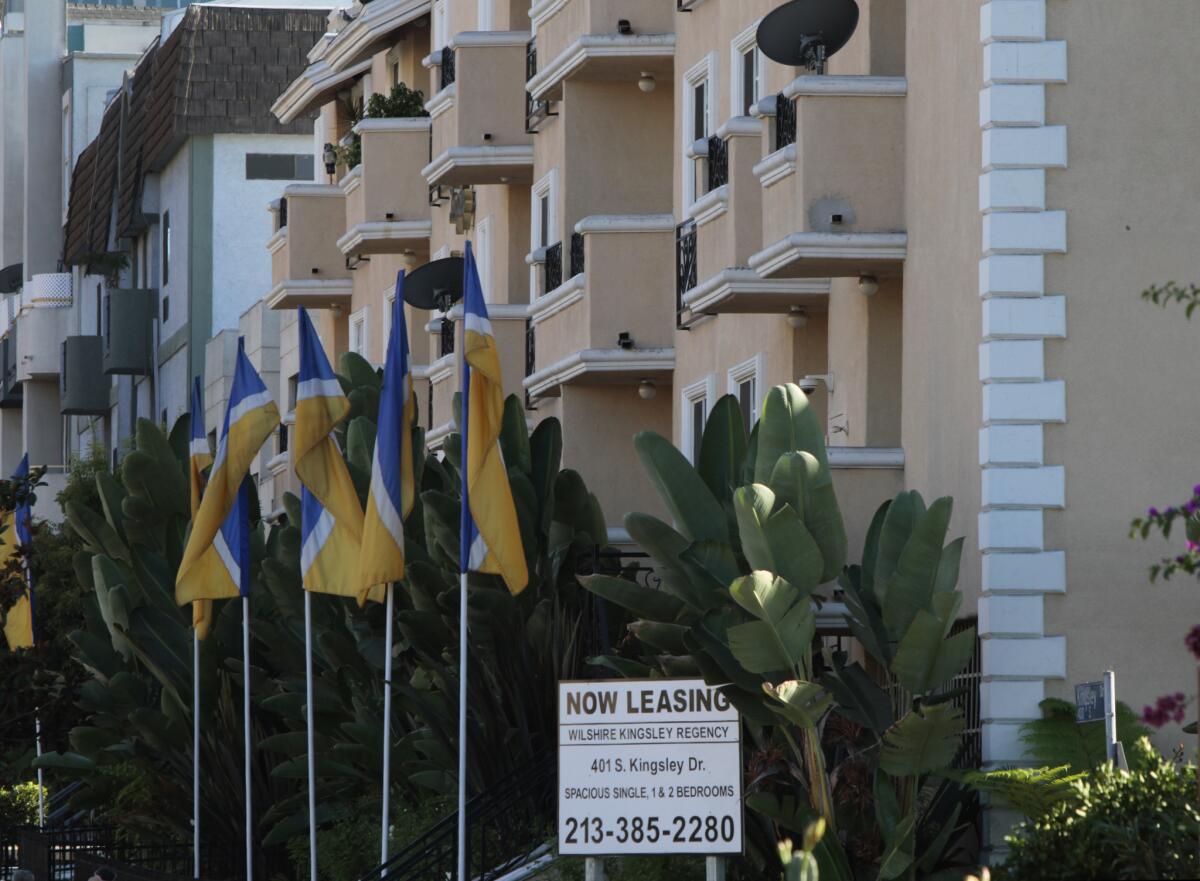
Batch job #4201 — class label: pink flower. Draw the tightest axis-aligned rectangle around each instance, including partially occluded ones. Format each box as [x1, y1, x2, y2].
[1186, 624, 1200, 660]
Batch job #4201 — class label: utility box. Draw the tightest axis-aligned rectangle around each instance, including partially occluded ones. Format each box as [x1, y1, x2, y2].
[61, 336, 110, 416]
[103, 288, 155, 376]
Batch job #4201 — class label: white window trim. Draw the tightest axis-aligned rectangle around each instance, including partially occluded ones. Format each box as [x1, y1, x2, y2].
[476, 213, 493, 296]
[477, 0, 493, 31]
[730, 23, 765, 118]
[382, 285, 396, 351]
[681, 373, 717, 464]
[433, 0, 448, 49]
[530, 169, 558, 299]
[349, 305, 370, 358]
[727, 352, 766, 428]
[682, 52, 718, 210]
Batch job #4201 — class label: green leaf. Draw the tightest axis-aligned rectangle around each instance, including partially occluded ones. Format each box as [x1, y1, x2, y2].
[822, 662, 893, 735]
[873, 491, 924, 600]
[762, 680, 833, 729]
[754, 384, 829, 484]
[879, 704, 964, 777]
[727, 572, 814, 675]
[933, 537, 963, 593]
[890, 612, 975, 695]
[499, 394, 532, 478]
[580, 574, 686, 623]
[628, 621, 689, 654]
[734, 485, 824, 594]
[633, 431, 728, 544]
[696, 394, 747, 503]
[881, 496, 953, 640]
[346, 416, 377, 475]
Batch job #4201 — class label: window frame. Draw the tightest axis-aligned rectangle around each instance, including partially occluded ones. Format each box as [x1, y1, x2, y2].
[530, 169, 558, 299]
[727, 353, 766, 433]
[349, 305, 370, 358]
[682, 53, 718, 209]
[680, 374, 717, 465]
[730, 22, 765, 117]
[433, 0, 448, 51]
[476, 0, 493, 31]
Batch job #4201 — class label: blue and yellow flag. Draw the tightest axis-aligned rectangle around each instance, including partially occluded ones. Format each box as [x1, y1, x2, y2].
[460, 242, 527, 594]
[2, 454, 33, 650]
[189, 379, 217, 638]
[359, 272, 415, 603]
[296, 307, 364, 597]
[176, 338, 279, 607]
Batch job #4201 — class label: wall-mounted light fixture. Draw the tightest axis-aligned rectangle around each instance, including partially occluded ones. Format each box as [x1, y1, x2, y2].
[638, 72, 656, 92]
[786, 306, 808, 329]
[858, 274, 879, 297]
[638, 379, 656, 400]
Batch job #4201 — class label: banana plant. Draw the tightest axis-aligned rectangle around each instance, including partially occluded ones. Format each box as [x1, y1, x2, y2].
[33, 352, 617, 878]
[582, 384, 978, 880]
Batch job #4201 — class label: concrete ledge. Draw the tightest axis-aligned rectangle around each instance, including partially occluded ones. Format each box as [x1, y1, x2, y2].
[979, 594, 1045, 636]
[982, 465, 1065, 508]
[983, 379, 1065, 423]
[524, 348, 674, 399]
[982, 551, 1066, 593]
[981, 635, 1067, 679]
[983, 41, 1067, 85]
[983, 296, 1065, 339]
[983, 126, 1067, 170]
[982, 210, 1067, 254]
[981, 1, 1047, 43]
[980, 254, 1044, 297]
[979, 340, 1045, 383]
[980, 169, 1046, 213]
[981, 679, 1045, 722]
[980, 83, 1045, 128]
[979, 509, 1044, 551]
[980, 424, 1044, 466]
[527, 33, 676, 100]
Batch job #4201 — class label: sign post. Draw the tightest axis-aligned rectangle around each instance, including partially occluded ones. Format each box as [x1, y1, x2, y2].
[558, 679, 743, 866]
[1076, 672, 1125, 769]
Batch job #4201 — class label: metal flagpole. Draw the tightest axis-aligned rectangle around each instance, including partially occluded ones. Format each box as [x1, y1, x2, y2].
[380, 583, 394, 873]
[304, 591, 318, 881]
[243, 595, 254, 881]
[25, 561, 44, 829]
[456, 571, 467, 881]
[193, 630, 201, 879]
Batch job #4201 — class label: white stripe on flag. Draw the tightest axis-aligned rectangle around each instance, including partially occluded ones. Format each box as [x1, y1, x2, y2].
[464, 312, 493, 339]
[214, 530, 242, 590]
[300, 508, 336, 578]
[468, 531, 488, 571]
[190, 438, 209, 457]
[297, 377, 344, 402]
[368, 444, 406, 550]
[227, 389, 274, 429]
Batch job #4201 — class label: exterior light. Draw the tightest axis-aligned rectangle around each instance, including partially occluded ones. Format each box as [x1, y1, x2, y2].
[787, 306, 807, 329]
[638, 72, 656, 93]
[617, 332, 634, 349]
[858, 274, 879, 297]
[638, 380, 656, 400]
[617, 19, 633, 35]
[322, 142, 337, 176]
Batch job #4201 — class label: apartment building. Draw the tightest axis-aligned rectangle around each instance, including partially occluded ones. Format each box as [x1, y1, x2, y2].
[57, 4, 331, 485]
[262, 0, 1200, 854]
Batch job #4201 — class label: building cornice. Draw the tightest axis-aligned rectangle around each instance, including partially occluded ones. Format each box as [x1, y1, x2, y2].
[523, 347, 674, 399]
[282, 183, 344, 199]
[266, 227, 288, 256]
[424, 82, 456, 118]
[573, 213, 676, 235]
[449, 30, 532, 49]
[271, 57, 372, 125]
[683, 186, 728, 227]
[753, 144, 797, 188]
[749, 232, 908, 278]
[421, 145, 535, 185]
[826, 447, 905, 469]
[782, 75, 908, 99]
[265, 278, 354, 310]
[526, 34, 676, 100]
[682, 269, 829, 314]
[354, 117, 432, 134]
[336, 221, 433, 255]
[529, 274, 585, 325]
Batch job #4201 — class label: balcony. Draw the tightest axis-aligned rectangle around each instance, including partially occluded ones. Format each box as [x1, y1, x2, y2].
[0, 314, 19, 409]
[336, 118, 434, 260]
[15, 273, 72, 381]
[749, 76, 907, 280]
[423, 32, 535, 187]
[525, 214, 675, 401]
[267, 185, 353, 310]
[103, 288, 154, 376]
[526, 0, 675, 103]
[60, 336, 109, 416]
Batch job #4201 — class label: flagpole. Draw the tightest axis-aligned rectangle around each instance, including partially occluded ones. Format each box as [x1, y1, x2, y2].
[24, 557, 44, 829]
[304, 590, 318, 881]
[193, 630, 201, 879]
[380, 582, 394, 873]
[243, 595, 253, 881]
[456, 570, 467, 881]
[34, 713, 44, 828]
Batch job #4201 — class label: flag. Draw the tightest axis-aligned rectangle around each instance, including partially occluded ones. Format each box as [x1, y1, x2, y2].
[189, 379, 217, 639]
[295, 307, 364, 597]
[460, 242, 527, 594]
[358, 273, 416, 602]
[3, 454, 34, 650]
[176, 338, 279, 607]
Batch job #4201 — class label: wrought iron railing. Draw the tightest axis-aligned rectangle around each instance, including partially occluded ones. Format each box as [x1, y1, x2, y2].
[577, 546, 660, 660]
[524, 317, 536, 410]
[8, 826, 219, 881]
[356, 751, 555, 881]
[775, 92, 797, 151]
[543, 241, 562, 292]
[276, 196, 288, 231]
[569, 231, 585, 278]
[675, 220, 697, 328]
[706, 134, 729, 191]
[440, 46, 456, 90]
[439, 316, 455, 357]
[525, 38, 556, 132]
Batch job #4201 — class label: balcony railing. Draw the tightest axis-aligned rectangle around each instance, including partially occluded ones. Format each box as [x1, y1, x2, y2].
[706, 134, 729, 191]
[569, 232, 585, 278]
[439, 316, 455, 357]
[525, 37, 556, 133]
[775, 92, 797, 151]
[675, 220, 697, 328]
[440, 46, 456, 90]
[544, 241, 563, 292]
[277, 196, 288, 231]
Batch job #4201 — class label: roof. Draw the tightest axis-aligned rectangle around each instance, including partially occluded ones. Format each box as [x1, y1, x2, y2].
[63, 4, 330, 265]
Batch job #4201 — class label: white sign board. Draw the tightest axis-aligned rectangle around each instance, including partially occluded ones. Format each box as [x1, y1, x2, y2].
[558, 678, 742, 856]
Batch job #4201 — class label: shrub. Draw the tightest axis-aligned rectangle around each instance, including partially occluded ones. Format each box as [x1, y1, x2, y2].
[0, 781, 45, 826]
[996, 739, 1199, 881]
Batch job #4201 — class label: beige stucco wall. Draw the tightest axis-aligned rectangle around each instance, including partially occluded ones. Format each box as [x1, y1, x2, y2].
[900, 0, 983, 597]
[1041, 0, 1200, 741]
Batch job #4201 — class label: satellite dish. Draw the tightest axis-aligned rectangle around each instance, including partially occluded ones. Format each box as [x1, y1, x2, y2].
[757, 0, 860, 74]
[0, 264, 22, 295]
[403, 256, 465, 312]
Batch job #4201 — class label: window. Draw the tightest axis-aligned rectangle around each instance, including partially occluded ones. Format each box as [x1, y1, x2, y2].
[682, 53, 717, 208]
[530, 170, 558, 298]
[349, 307, 369, 357]
[728, 354, 765, 434]
[681, 375, 716, 465]
[731, 24, 765, 116]
[287, 374, 299, 413]
[162, 295, 169, 324]
[392, 61, 401, 87]
[245, 153, 315, 181]
[161, 211, 171, 286]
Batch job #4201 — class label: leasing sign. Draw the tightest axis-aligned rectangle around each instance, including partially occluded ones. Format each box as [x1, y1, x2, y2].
[557, 679, 743, 856]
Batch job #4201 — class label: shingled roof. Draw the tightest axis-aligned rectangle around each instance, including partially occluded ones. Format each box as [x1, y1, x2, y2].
[64, 4, 329, 265]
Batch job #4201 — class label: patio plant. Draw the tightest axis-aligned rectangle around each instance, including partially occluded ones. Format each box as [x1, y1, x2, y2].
[582, 384, 980, 880]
